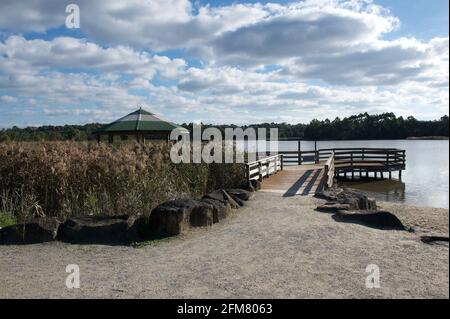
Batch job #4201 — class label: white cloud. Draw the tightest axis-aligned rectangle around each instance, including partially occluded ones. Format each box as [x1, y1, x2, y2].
[0, 36, 186, 80]
[0, 95, 17, 103]
[0, 0, 448, 126]
[0, 0, 269, 50]
[282, 37, 448, 86]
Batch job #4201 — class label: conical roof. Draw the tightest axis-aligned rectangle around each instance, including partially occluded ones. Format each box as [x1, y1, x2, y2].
[97, 108, 188, 133]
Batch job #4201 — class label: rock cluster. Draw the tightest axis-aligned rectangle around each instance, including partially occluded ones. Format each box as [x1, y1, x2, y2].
[0, 186, 256, 245]
[316, 188, 377, 211]
[316, 187, 406, 231]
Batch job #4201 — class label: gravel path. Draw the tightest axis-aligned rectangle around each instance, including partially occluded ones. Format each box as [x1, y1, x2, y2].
[0, 193, 448, 299]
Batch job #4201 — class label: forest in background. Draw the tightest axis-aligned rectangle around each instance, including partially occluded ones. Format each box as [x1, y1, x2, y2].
[1, 112, 448, 141]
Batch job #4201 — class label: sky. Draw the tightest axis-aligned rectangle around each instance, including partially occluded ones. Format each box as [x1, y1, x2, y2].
[0, 0, 448, 128]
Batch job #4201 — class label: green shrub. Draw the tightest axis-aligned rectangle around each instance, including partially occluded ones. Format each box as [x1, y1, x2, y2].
[0, 213, 16, 228]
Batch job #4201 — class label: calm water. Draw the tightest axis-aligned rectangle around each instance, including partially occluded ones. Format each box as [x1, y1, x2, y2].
[276, 140, 449, 209]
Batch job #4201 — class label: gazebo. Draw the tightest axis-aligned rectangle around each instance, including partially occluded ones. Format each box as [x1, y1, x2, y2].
[94, 107, 189, 143]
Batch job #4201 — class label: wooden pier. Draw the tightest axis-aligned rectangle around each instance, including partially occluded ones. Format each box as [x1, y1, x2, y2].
[245, 147, 406, 197]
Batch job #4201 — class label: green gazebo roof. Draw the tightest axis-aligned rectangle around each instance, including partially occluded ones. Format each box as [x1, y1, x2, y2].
[96, 108, 188, 134]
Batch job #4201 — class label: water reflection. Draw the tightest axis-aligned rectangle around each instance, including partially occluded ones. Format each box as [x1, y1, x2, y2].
[281, 140, 449, 209]
[338, 178, 406, 204]
[241, 139, 449, 208]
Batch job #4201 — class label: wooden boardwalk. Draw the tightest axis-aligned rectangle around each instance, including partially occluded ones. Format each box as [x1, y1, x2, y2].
[260, 164, 326, 197]
[248, 147, 406, 197]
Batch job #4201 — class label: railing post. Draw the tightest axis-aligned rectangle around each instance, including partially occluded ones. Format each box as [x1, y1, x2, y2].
[280, 155, 284, 171]
[258, 162, 263, 181]
[351, 152, 354, 180]
[298, 140, 302, 165]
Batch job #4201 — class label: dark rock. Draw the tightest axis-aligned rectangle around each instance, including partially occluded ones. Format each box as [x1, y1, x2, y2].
[203, 189, 227, 202]
[250, 179, 261, 191]
[203, 190, 240, 209]
[130, 215, 152, 240]
[421, 236, 449, 245]
[226, 189, 253, 201]
[315, 187, 344, 201]
[149, 199, 214, 237]
[58, 214, 139, 244]
[202, 198, 232, 223]
[229, 193, 245, 207]
[316, 203, 351, 213]
[1, 217, 61, 245]
[241, 181, 256, 192]
[316, 187, 377, 211]
[190, 206, 214, 227]
[332, 211, 406, 230]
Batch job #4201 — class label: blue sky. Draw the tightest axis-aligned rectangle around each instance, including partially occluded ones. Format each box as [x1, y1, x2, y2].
[205, 0, 449, 40]
[0, 0, 448, 128]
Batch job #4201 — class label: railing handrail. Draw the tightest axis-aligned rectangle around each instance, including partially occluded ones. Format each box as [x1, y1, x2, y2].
[324, 151, 335, 189]
[277, 147, 405, 164]
[246, 154, 282, 166]
[245, 154, 284, 181]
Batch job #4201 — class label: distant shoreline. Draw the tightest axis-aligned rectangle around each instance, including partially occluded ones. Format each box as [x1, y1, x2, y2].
[406, 136, 449, 140]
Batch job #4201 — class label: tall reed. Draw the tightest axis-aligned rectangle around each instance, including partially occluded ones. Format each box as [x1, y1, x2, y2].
[0, 141, 245, 224]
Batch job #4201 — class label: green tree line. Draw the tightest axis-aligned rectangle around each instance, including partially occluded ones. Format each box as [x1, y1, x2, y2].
[1, 113, 448, 142]
[183, 113, 449, 140]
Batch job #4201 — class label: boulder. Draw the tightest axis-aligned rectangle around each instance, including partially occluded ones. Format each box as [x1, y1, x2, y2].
[228, 193, 245, 207]
[316, 203, 351, 213]
[0, 217, 61, 245]
[130, 215, 152, 240]
[421, 236, 449, 245]
[332, 210, 406, 230]
[250, 179, 261, 191]
[316, 188, 377, 211]
[226, 189, 253, 201]
[202, 198, 232, 223]
[58, 214, 139, 244]
[203, 190, 240, 209]
[149, 199, 214, 237]
[315, 187, 344, 201]
[241, 181, 256, 192]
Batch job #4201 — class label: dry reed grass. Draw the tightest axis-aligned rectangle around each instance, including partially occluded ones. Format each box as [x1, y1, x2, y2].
[0, 141, 245, 224]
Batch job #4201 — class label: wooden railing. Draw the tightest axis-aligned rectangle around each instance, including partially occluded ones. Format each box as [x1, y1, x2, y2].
[323, 151, 335, 189]
[322, 148, 406, 168]
[321, 148, 406, 187]
[278, 147, 406, 166]
[246, 154, 284, 181]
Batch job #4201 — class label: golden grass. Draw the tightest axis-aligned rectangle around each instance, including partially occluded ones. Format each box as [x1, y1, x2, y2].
[0, 141, 245, 222]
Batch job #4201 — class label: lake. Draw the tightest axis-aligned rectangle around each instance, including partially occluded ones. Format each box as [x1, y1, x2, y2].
[273, 140, 449, 209]
[238, 139, 448, 208]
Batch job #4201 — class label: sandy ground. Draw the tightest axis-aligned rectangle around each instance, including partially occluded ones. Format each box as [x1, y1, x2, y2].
[0, 193, 448, 299]
[378, 202, 449, 235]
